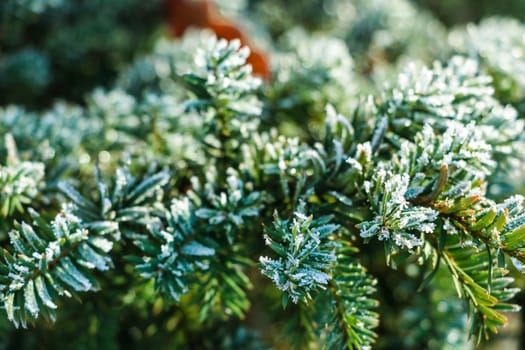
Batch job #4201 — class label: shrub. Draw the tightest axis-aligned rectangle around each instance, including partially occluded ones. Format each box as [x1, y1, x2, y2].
[1, 1, 525, 349]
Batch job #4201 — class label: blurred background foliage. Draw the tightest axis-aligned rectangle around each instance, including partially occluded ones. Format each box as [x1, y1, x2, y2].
[1, 0, 525, 349]
[0, 0, 162, 107]
[415, 0, 525, 25]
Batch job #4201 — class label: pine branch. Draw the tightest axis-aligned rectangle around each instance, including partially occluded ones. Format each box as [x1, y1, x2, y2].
[58, 166, 169, 235]
[259, 207, 338, 306]
[439, 236, 520, 341]
[129, 197, 215, 303]
[182, 37, 262, 183]
[325, 242, 379, 350]
[355, 107, 525, 340]
[2, 13, 525, 349]
[0, 134, 44, 218]
[260, 205, 379, 349]
[127, 172, 257, 320]
[383, 56, 524, 165]
[0, 209, 113, 328]
[195, 168, 262, 245]
[196, 253, 253, 321]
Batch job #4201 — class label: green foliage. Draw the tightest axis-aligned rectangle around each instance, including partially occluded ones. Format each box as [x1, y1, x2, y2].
[450, 17, 525, 112]
[325, 241, 379, 349]
[266, 32, 357, 137]
[0, 135, 44, 220]
[0, 209, 113, 328]
[183, 37, 262, 166]
[259, 205, 379, 350]
[131, 197, 215, 303]
[259, 207, 338, 305]
[353, 53, 525, 344]
[1, 1, 525, 349]
[393, 267, 472, 350]
[0, 0, 162, 107]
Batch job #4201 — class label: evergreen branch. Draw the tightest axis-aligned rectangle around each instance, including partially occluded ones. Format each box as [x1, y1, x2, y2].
[259, 206, 338, 306]
[356, 106, 524, 340]
[259, 205, 379, 349]
[0, 161, 45, 218]
[197, 254, 253, 321]
[129, 197, 215, 303]
[98, 189, 255, 324]
[0, 134, 44, 218]
[434, 194, 525, 268]
[182, 36, 262, 182]
[195, 168, 262, 245]
[439, 235, 520, 341]
[0, 209, 113, 328]
[383, 56, 524, 165]
[58, 166, 169, 233]
[1, 13, 525, 348]
[325, 242, 379, 350]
